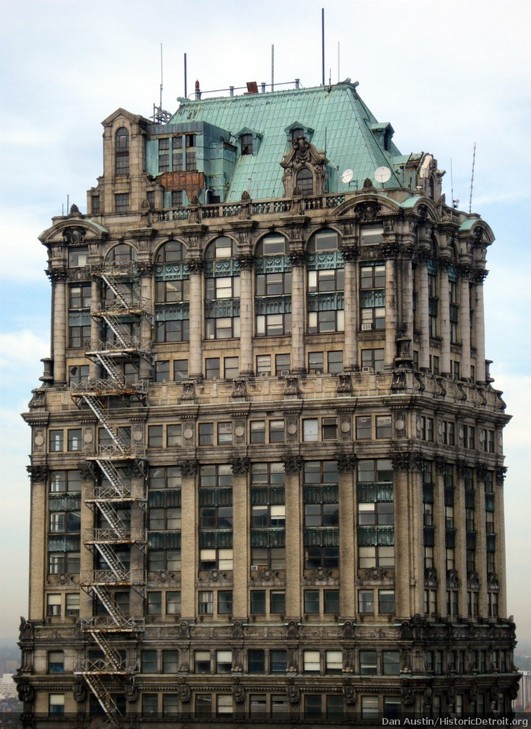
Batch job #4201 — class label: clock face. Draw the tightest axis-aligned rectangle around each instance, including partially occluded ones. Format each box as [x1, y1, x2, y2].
[374, 166, 392, 183]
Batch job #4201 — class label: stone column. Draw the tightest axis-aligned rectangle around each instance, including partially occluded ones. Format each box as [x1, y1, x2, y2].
[237, 256, 254, 376]
[454, 463, 467, 616]
[409, 461, 425, 615]
[439, 261, 451, 376]
[231, 458, 250, 618]
[417, 257, 430, 371]
[284, 456, 303, 618]
[392, 455, 413, 619]
[179, 460, 199, 618]
[494, 468, 507, 616]
[475, 467, 488, 617]
[138, 263, 153, 380]
[49, 269, 68, 384]
[289, 251, 306, 374]
[458, 267, 471, 380]
[78, 462, 95, 621]
[187, 259, 203, 379]
[341, 246, 359, 371]
[337, 455, 356, 615]
[434, 460, 447, 612]
[473, 271, 488, 383]
[89, 277, 102, 380]
[27, 467, 48, 620]
[384, 256, 397, 369]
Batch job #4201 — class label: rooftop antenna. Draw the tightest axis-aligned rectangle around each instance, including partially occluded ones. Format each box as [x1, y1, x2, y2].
[338, 41, 340, 83]
[321, 8, 325, 86]
[152, 43, 171, 123]
[450, 158, 459, 209]
[468, 142, 476, 213]
[271, 44, 274, 92]
[184, 52, 188, 98]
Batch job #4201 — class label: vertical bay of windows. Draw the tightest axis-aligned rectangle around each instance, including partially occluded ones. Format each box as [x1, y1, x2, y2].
[115, 127, 129, 175]
[357, 459, 394, 569]
[303, 462, 339, 570]
[48, 471, 81, 575]
[148, 467, 182, 572]
[155, 241, 190, 342]
[250, 463, 286, 569]
[204, 237, 240, 339]
[307, 229, 344, 333]
[449, 267, 459, 344]
[199, 465, 233, 571]
[255, 234, 292, 336]
[360, 263, 385, 330]
[68, 283, 91, 348]
[428, 259, 438, 338]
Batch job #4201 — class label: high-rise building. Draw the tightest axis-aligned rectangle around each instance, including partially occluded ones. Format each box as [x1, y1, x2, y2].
[17, 78, 519, 726]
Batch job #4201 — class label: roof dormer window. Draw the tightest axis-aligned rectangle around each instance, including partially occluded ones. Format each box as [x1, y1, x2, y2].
[241, 134, 253, 155]
[115, 127, 129, 176]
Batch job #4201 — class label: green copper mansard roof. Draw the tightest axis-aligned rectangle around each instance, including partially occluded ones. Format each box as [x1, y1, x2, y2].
[168, 81, 404, 202]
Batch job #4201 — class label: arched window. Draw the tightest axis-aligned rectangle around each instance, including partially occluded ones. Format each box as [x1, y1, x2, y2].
[106, 243, 135, 265]
[296, 167, 314, 197]
[307, 229, 344, 333]
[115, 127, 129, 175]
[204, 237, 240, 339]
[155, 241, 189, 342]
[255, 234, 291, 337]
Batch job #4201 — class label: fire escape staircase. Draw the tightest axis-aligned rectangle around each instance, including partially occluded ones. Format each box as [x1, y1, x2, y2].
[72, 264, 150, 723]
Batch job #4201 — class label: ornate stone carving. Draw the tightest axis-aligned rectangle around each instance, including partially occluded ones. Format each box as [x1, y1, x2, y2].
[288, 249, 306, 267]
[73, 678, 87, 703]
[62, 226, 86, 246]
[391, 451, 411, 471]
[336, 452, 357, 473]
[378, 241, 400, 259]
[336, 374, 352, 394]
[26, 465, 49, 483]
[46, 266, 68, 283]
[180, 381, 196, 400]
[180, 459, 199, 478]
[186, 257, 204, 274]
[236, 253, 254, 270]
[284, 375, 300, 396]
[447, 569, 460, 588]
[18, 617, 34, 641]
[178, 677, 191, 703]
[342, 678, 357, 705]
[354, 200, 381, 221]
[231, 457, 251, 475]
[341, 245, 360, 262]
[496, 466, 507, 484]
[401, 681, 415, 706]
[286, 676, 300, 704]
[232, 379, 247, 398]
[283, 455, 303, 473]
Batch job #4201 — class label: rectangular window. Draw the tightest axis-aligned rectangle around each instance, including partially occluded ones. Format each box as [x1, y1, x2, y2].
[48, 694, 65, 716]
[173, 359, 188, 381]
[250, 590, 266, 615]
[305, 694, 321, 718]
[141, 650, 158, 673]
[195, 650, 211, 673]
[304, 590, 319, 614]
[303, 418, 318, 442]
[326, 650, 342, 674]
[216, 650, 233, 674]
[323, 589, 340, 614]
[217, 422, 233, 445]
[147, 591, 162, 615]
[248, 649, 265, 674]
[250, 420, 265, 443]
[275, 353, 290, 375]
[327, 350, 343, 373]
[358, 590, 374, 614]
[322, 417, 337, 440]
[269, 420, 285, 443]
[356, 415, 372, 439]
[155, 360, 170, 382]
[270, 650, 287, 673]
[115, 193, 129, 213]
[205, 357, 220, 380]
[47, 594, 61, 617]
[48, 651, 64, 674]
[162, 650, 179, 673]
[163, 694, 179, 717]
[148, 425, 163, 448]
[199, 423, 213, 446]
[198, 591, 213, 615]
[66, 593, 79, 616]
[383, 651, 400, 675]
[224, 356, 239, 380]
[360, 650, 377, 675]
[270, 591, 285, 614]
[166, 424, 182, 448]
[49, 430, 64, 452]
[376, 416, 391, 439]
[166, 591, 181, 615]
[195, 694, 212, 716]
[361, 348, 384, 372]
[308, 351, 324, 374]
[216, 695, 233, 717]
[379, 590, 395, 614]
[303, 650, 321, 673]
[218, 590, 232, 615]
[256, 355, 271, 376]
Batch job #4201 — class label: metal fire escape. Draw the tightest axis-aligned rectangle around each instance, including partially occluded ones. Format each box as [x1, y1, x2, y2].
[72, 264, 151, 725]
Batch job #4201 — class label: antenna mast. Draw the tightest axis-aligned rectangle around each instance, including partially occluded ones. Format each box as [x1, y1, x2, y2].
[468, 142, 476, 213]
[152, 43, 171, 124]
[321, 8, 325, 86]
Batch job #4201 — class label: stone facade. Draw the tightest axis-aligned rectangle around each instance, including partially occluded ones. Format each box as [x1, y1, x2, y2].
[17, 81, 519, 726]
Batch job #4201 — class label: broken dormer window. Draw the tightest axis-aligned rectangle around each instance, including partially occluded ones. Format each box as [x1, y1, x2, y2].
[291, 127, 305, 142]
[241, 134, 253, 155]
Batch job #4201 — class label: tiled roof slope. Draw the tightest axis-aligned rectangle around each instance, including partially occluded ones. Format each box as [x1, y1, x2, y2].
[170, 82, 403, 202]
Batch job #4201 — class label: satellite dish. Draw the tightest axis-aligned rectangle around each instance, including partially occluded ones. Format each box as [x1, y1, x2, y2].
[374, 166, 392, 183]
[341, 169, 354, 184]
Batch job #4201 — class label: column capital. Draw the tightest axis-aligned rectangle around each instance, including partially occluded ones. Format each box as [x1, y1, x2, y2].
[283, 454, 304, 473]
[231, 456, 251, 475]
[186, 257, 204, 274]
[180, 459, 199, 478]
[340, 245, 360, 263]
[235, 253, 255, 270]
[336, 452, 357, 473]
[45, 266, 68, 283]
[26, 465, 49, 483]
[288, 249, 306, 267]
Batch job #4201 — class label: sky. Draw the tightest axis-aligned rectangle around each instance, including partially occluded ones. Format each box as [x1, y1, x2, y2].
[0, 0, 530, 644]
